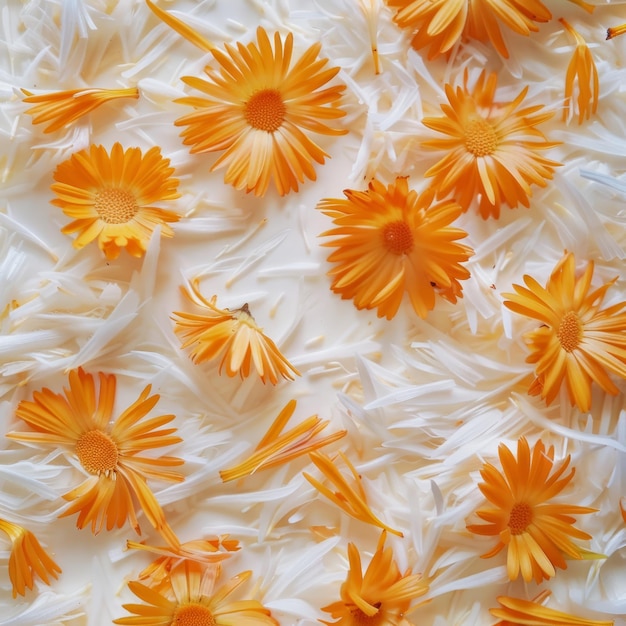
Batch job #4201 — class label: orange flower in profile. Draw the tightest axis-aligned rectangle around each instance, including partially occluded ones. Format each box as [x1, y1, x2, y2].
[22, 87, 139, 133]
[0, 518, 61, 598]
[422, 70, 560, 219]
[317, 176, 472, 320]
[503, 253, 626, 412]
[7, 368, 183, 546]
[175, 26, 347, 197]
[467, 437, 596, 583]
[172, 280, 300, 385]
[321, 531, 428, 626]
[51, 142, 180, 259]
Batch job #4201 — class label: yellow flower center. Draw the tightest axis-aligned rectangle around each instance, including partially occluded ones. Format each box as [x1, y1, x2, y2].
[94, 187, 139, 224]
[171, 603, 216, 626]
[464, 118, 498, 157]
[75, 430, 119, 475]
[557, 311, 583, 352]
[350, 604, 382, 625]
[244, 89, 286, 132]
[508, 502, 533, 535]
[382, 220, 414, 255]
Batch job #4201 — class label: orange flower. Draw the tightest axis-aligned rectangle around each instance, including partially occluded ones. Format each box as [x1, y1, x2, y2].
[321, 531, 428, 626]
[0, 518, 61, 598]
[7, 368, 183, 545]
[607, 24, 626, 40]
[51, 142, 180, 259]
[503, 253, 626, 412]
[467, 437, 596, 583]
[174, 26, 347, 196]
[317, 176, 472, 320]
[422, 70, 560, 219]
[172, 280, 300, 385]
[22, 87, 139, 133]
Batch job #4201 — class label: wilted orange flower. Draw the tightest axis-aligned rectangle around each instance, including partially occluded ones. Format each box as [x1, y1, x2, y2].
[51, 142, 180, 259]
[0, 518, 61, 598]
[172, 280, 300, 385]
[607, 24, 626, 40]
[503, 253, 626, 412]
[175, 26, 347, 196]
[22, 87, 139, 133]
[321, 531, 428, 626]
[7, 368, 183, 545]
[422, 70, 560, 219]
[114, 560, 278, 625]
[467, 437, 596, 583]
[317, 176, 472, 320]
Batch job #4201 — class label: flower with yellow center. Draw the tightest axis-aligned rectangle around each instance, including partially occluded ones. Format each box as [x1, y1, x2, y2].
[503, 253, 626, 412]
[51, 142, 180, 259]
[422, 70, 561, 219]
[7, 368, 183, 546]
[0, 518, 61, 598]
[174, 26, 347, 197]
[466, 437, 596, 583]
[317, 176, 473, 320]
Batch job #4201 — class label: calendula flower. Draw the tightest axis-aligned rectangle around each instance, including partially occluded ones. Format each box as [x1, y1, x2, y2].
[304, 451, 403, 537]
[607, 24, 626, 40]
[22, 87, 139, 133]
[172, 280, 300, 385]
[51, 142, 180, 259]
[114, 560, 278, 625]
[321, 530, 428, 626]
[422, 70, 560, 219]
[0, 518, 61, 598]
[467, 437, 596, 583]
[317, 176, 472, 320]
[7, 368, 183, 545]
[502, 253, 626, 412]
[175, 26, 347, 196]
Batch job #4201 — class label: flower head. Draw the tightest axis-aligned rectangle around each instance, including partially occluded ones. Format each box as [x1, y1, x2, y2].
[503, 253, 626, 412]
[174, 26, 347, 196]
[422, 70, 560, 219]
[7, 368, 183, 545]
[467, 437, 596, 583]
[317, 176, 473, 320]
[0, 519, 61, 598]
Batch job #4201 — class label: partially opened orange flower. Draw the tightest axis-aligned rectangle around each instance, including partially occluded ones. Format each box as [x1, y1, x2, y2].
[172, 280, 300, 384]
[51, 142, 180, 259]
[7, 368, 183, 545]
[317, 176, 472, 320]
[175, 26, 347, 196]
[467, 437, 596, 583]
[321, 531, 428, 626]
[0, 518, 61, 598]
[422, 70, 560, 219]
[503, 253, 626, 412]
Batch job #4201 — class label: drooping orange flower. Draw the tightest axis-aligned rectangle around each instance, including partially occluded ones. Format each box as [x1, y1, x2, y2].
[7, 368, 183, 546]
[0, 518, 61, 598]
[467, 437, 596, 583]
[422, 70, 560, 219]
[51, 142, 180, 259]
[321, 531, 428, 626]
[503, 253, 626, 412]
[174, 26, 347, 197]
[172, 280, 300, 385]
[22, 87, 139, 133]
[317, 176, 472, 320]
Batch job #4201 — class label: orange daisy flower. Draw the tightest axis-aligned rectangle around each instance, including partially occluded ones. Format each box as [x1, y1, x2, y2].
[51, 142, 180, 259]
[317, 176, 472, 320]
[7, 368, 183, 545]
[172, 280, 300, 385]
[174, 26, 347, 197]
[0, 518, 61, 598]
[502, 253, 626, 412]
[22, 87, 139, 133]
[321, 531, 428, 626]
[422, 70, 560, 219]
[467, 437, 596, 583]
